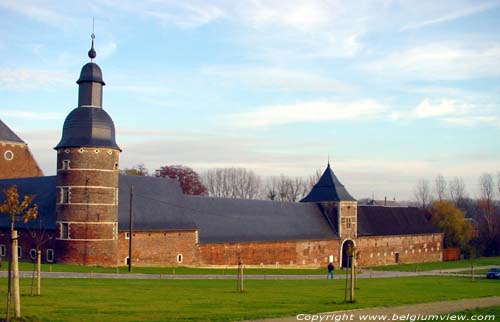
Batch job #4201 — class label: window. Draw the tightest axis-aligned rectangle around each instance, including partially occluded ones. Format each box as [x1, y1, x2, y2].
[346, 217, 352, 229]
[125, 232, 130, 240]
[61, 187, 69, 204]
[62, 160, 70, 170]
[177, 254, 183, 263]
[61, 223, 69, 239]
[114, 162, 118, 170]
[17, 246, 22, 259]
[0, 245, 5, 257]
[30, 249, 37, 259]
[46, 249, 54, 262]
[125, 257, 130, 265]
[4, 150, 13, 160]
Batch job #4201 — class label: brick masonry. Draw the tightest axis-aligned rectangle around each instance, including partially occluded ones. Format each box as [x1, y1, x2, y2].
[55, 147, 120, 267]
[0, 143, 43, 179]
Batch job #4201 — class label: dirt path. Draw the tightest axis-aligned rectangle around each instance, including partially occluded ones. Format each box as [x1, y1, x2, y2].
[244, 296, 500, 322]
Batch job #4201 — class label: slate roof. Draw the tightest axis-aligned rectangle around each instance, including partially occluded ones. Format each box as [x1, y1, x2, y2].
[120, 175, 337, 243]
[0, 176, 56, 230]
[301, 163, 356, 202]
[357, 205, 440, 236]
[55, 106, 120, 150]
[0, 120, 24, 144]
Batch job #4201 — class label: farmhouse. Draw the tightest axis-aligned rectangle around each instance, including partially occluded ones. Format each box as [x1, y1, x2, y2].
[0, 41, 443, 268]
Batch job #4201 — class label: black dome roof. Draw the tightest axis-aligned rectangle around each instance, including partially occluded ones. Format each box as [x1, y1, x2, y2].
[55, 106, 120, 150]
[77, 62, 105, 85]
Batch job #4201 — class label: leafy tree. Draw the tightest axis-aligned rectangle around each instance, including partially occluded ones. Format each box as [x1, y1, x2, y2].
[0, 185, 38, 320]
[155, 165, 207, 195]
[430, 200, 470, 249]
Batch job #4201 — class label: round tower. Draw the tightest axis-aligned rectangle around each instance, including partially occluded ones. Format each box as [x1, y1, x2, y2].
[54, 34, 121, 266]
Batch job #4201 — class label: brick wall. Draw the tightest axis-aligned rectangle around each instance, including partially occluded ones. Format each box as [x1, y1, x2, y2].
[0, 228, 57, 264]
[117, 230, 199, 266]
[0, 143, 43, 179]
[356, 233, 443, 266]
[199, 239, 341, 267]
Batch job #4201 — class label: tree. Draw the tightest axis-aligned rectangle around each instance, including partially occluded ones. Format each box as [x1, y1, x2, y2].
[264, 175, 306, 202]
[0, 185, 38, 320]
[155, 165, 207, 195]
[435, 175, 447, 201]
[306, 169, 322, 191]
[430, 200, 470, 249]
[449, 177, 467, 208]
[478, 173, 495, 211]
[202, 168, 262, 199]
[413, 179, 432, 209]
[120, 163, 149, 176]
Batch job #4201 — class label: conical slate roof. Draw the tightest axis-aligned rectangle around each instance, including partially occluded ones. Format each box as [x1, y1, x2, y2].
[301, 163, 356, 202]
[0, 120, 24, 143]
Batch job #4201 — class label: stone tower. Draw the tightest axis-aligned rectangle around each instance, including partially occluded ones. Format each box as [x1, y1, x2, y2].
[301, 162, 357, 267]
[54, 35, 121, 266]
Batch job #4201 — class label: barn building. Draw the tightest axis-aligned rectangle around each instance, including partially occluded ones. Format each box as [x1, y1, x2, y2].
[0, 39, 443, 268]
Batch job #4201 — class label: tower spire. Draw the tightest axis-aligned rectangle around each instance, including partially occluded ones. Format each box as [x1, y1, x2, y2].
[88, 17, 96, 61]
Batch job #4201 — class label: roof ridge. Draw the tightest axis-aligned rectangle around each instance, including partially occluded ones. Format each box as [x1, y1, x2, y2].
[0, 119, 25, 143]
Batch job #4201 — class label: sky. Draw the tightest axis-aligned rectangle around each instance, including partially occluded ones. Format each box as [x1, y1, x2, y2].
[0, 0, 499, 200]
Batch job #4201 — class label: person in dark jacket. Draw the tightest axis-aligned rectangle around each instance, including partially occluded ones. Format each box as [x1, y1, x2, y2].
[327, 262, 334, 279]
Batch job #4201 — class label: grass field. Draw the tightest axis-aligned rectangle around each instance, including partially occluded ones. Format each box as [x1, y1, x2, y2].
[0, 261, 341, 275]
[369, 257, 500, 272]
[0, 276, 498, 322]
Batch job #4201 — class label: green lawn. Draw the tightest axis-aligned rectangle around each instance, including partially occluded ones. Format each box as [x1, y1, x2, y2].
[1, 261, 342, 275]
[0, 276, 498, 322]
[370, 257, 500, 272]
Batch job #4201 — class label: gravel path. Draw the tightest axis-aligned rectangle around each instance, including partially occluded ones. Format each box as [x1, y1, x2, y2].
[243, 296, 500, 322]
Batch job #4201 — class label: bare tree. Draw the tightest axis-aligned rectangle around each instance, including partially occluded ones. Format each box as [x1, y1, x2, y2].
[307, 169, 322, 191]
[449, 177, 467, 208]
[497, 171, 500, 199]
[478, 173, 495, 210]
[202, 168, 262, 199]
[120, 163, 149, 176]
[413, 179, 432, 209]
[264, 175, 306, 202]
[434, 175, 447, 201]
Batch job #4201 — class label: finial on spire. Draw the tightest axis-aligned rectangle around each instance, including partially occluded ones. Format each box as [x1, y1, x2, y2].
[327, 154, 331, 167]
[88, 17, 96, 61]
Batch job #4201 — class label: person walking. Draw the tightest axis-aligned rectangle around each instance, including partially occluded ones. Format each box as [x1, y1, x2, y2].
[327, 262, 334, 279]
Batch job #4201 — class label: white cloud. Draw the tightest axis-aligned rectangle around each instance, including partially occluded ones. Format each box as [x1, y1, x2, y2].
[413, 99, 474, 118]
[0, 0, 72, 28]
[0, 68, 73, 90]
[225, 99, 386, 128]
[201, 66, 351, 93]
[401, 2, 500, 31]
[362, 44, 500, 80]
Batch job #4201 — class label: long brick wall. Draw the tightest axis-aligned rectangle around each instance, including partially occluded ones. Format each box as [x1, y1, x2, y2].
[117, 231, 199, 266]
[356, 233, 443, 266]
[199, 239, 341, 267]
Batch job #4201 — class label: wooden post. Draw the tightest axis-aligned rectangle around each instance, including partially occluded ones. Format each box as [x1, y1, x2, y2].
[350, 249, 355, 302]
[344, 256, 349, 303]
[240, 264, 244, 292]
[12, 230, 20, 318]
[128, 186, 134, 272]
[37, 250, 41, 295]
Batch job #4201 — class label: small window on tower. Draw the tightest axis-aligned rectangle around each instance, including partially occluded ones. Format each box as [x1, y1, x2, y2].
[114, 162, 118, 170]
[17, 246, 22, 259]
[62, 160, 70, 170]
[61, 187, 69, 204]
[61, 223, 69, 239]
[177, 254, 183, 263]
[346, 217, 352, 229]
[0, 245, 5, 257]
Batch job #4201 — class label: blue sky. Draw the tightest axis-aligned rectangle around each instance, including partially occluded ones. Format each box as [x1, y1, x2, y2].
[1, 0, 499, 200]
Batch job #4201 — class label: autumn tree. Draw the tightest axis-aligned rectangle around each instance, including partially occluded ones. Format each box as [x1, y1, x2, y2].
[413, 179, 432, 209]
[202, 168, 261, 199]
[0, 185, 38, 320]
[155, 165, 207, 195]
[430, 200, 470, 249]
[120, 163, 149, 176]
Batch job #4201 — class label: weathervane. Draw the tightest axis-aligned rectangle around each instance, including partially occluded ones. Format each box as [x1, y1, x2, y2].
[88, 17, 96, 61]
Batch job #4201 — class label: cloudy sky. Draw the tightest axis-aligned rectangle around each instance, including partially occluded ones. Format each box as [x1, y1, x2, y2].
[1, 0, 499, 200]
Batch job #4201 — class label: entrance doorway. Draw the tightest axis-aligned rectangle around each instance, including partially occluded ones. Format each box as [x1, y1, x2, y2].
[341, 240, 354, 268]
[394, 252, 400, 264]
